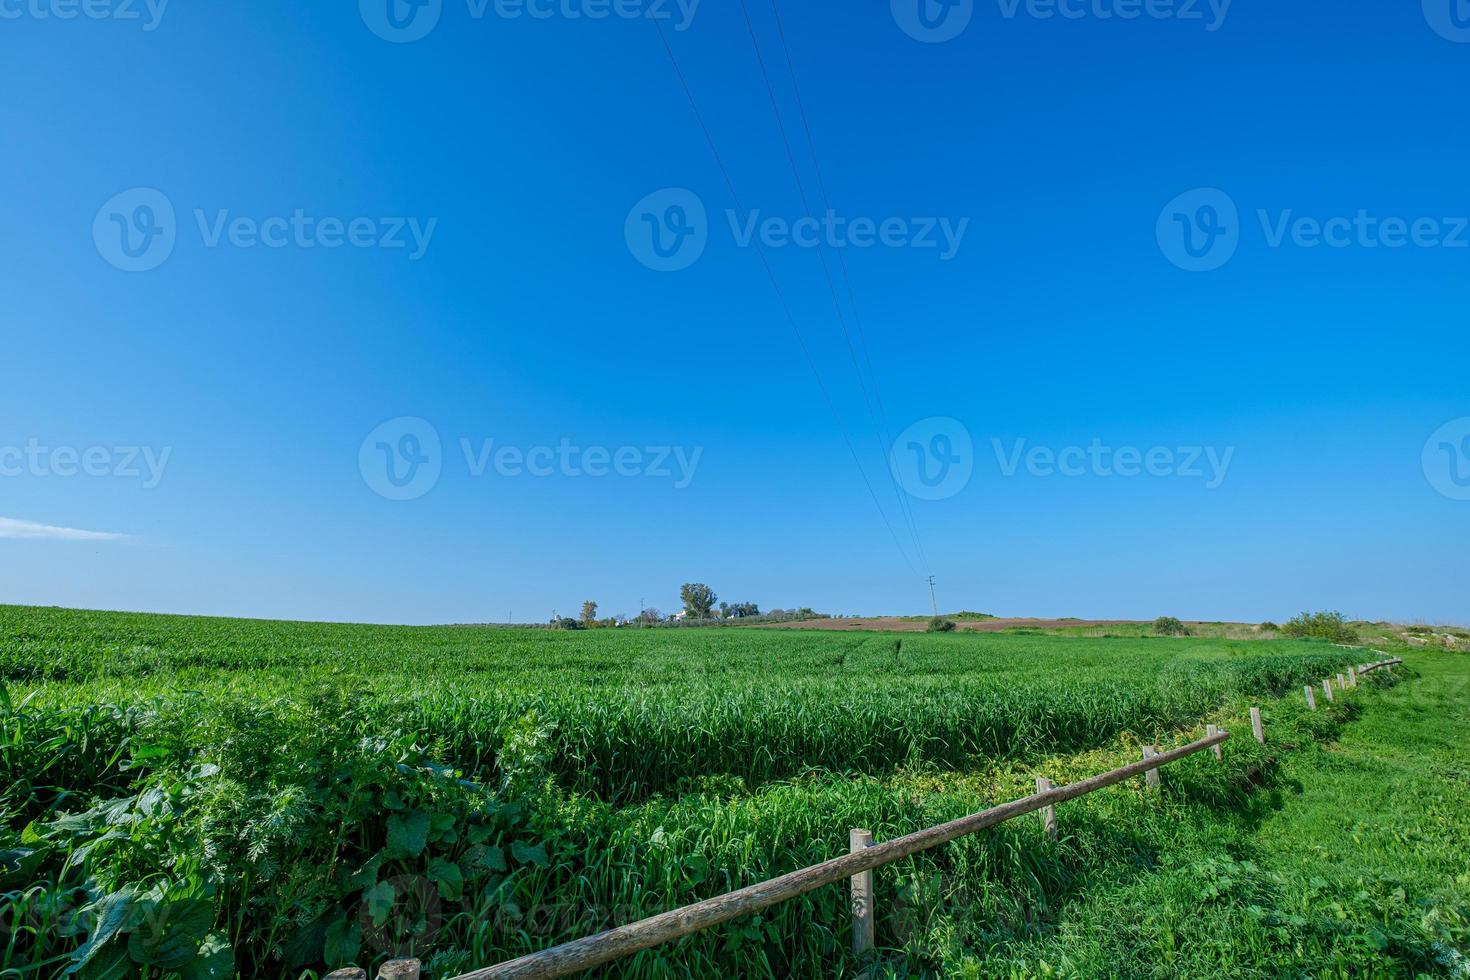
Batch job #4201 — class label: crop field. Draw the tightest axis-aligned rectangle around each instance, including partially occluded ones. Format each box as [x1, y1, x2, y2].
[2, 605, 1462, 978]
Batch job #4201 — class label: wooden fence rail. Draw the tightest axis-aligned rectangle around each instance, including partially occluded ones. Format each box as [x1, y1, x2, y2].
[438, 655, 1404, 980]
[451, 731, 1228, 980]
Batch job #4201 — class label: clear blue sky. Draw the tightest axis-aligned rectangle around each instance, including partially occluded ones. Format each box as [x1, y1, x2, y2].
[3, 0, 1468, 625]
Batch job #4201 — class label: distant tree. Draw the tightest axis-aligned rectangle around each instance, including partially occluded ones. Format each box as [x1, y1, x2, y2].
[680, 583, 717, 619]
[581, 600, 598, 624]
[1153, 616, 1190, 636]
[927, 617, 957, 633]
[550, 616, 585, 630]
[638, 608, 663, 626]
[1282, 611, 1358, 643]
[720, 601, 761, 619]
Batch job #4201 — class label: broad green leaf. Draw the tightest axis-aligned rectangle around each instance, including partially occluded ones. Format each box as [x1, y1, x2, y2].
[365, 881, 396, 928]
[179, 933, 234, 980]
[427, 857, 464, 901]
[386, 811, 429, 858]
[71, 888, 136, 972]
[127, 897, 213, 969]
[76, 939, 132, 980]
[510, 840, 548, 868]
[323, 917, 362, 968]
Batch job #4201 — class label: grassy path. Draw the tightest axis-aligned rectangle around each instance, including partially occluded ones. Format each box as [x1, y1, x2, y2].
[965, 650, 1470, 978]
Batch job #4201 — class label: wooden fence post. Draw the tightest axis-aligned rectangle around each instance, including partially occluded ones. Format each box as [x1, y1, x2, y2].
[380, 961, 421, 980]
[850, 829, 874, 956]
[1347, 666, 1357, 688]
[1250, 707, 1264, 743]
[1304, 685, 1316, 710]
[1143, 746, 1160, 789]
[1037, 778, 1057, 840]
[1322, 679, 1334, 702]
[326, 971, 367, 980]
[1336, 673, 1346, 690]
[1206, 725, 1223, 760]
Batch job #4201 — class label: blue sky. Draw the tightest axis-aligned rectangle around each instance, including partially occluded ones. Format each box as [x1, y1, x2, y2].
[2, 0, 1468, 625]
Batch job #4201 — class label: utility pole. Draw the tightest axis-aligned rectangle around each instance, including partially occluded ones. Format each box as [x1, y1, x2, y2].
[926, 576, 938, 617]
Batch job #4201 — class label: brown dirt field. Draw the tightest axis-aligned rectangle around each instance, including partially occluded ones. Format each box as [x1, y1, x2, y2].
[761, 617, 1157, 633]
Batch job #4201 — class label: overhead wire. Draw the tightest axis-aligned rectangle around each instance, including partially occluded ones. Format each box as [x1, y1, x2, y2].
[743, 0, 932, 574]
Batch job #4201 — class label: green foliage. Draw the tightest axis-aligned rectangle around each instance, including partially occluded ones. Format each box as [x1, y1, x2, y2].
[926, 617, 957, 633]
[1282, 610, 1359, 643]
[1260, 621, 1280, 631]
[679, 583, 717, 619]
[1153, 616, 1191, 636]
[0, 604, 1376, 977]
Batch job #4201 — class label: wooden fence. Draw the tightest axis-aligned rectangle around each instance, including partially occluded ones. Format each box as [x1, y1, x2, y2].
[359, 655, 1399, 980]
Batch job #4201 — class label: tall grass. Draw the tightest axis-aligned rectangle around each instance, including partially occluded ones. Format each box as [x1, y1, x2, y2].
[0, 605, 1365, 978]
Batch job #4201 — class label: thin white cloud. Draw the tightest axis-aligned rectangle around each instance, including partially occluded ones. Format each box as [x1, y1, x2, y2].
[0, 517, 128, 542]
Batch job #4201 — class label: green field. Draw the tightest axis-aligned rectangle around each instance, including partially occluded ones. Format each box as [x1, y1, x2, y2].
[1, 605, 1463, 978]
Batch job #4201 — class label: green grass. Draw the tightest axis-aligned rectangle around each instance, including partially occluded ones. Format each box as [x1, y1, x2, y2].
[0, 605, 1460, 978]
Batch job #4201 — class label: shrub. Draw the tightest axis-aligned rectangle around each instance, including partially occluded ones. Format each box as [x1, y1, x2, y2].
[1281, 611, 1358, 644]
[1259, 621, 1279, 632]
[1153, 616, 1190, 636]
[926, 617, 957, 633]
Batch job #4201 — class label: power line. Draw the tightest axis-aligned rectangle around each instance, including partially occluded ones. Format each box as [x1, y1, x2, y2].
[735, 0, 929, 574]
[762, 0, 931, 575]
[650, 19, 924, 579]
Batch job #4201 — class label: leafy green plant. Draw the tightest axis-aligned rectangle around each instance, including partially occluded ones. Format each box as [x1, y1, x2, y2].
[926, 618, 957, 633]
[1282, 611, 1359, 643]
[1153, 616, 1191, 636]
